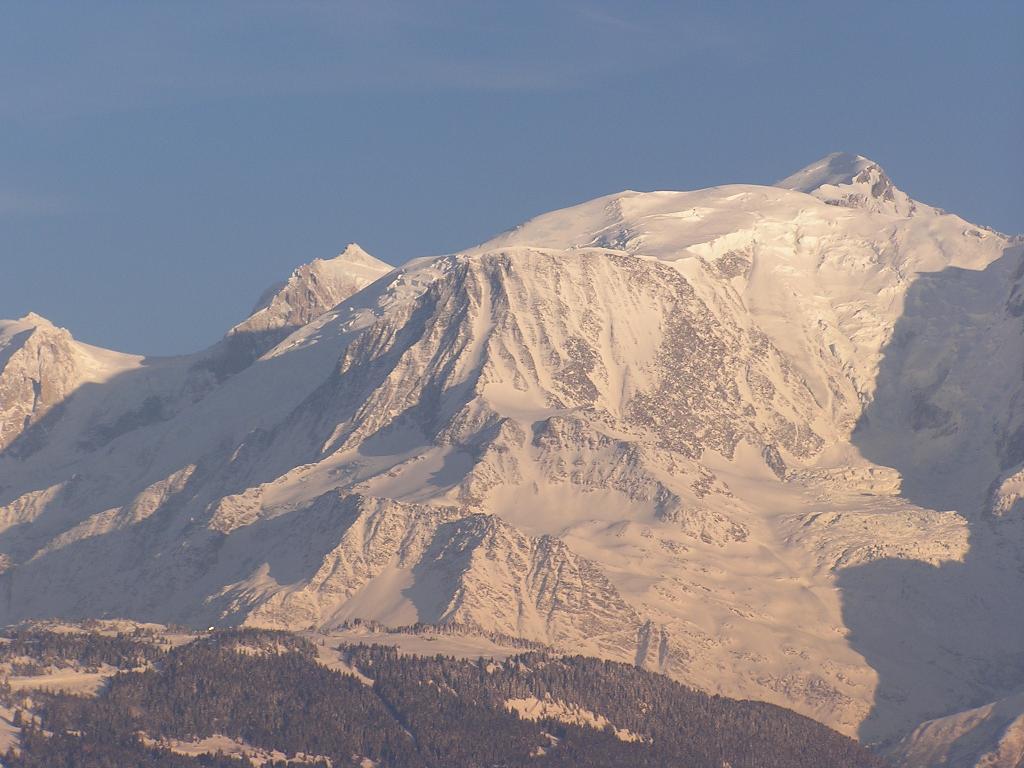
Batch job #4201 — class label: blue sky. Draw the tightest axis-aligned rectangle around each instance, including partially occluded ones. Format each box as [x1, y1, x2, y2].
[2, 1, 1022, 354]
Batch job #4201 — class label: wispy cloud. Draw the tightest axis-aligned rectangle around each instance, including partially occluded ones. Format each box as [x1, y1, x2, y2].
[575, 4, 651, 35]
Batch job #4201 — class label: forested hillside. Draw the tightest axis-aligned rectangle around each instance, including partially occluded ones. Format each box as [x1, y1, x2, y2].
[1, 628, 885, 767]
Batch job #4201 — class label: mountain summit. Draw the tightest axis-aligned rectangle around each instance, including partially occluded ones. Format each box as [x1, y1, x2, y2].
[232, 242, 393, 342]
[776, 151, 924, 216]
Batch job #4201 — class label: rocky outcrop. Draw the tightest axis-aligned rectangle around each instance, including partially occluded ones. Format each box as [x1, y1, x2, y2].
[0, 315, 82, 452]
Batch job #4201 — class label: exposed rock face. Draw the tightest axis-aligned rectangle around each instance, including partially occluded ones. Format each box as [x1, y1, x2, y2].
[989, 465, 1024, 519]
[0, 155, 1021, 749]
[0, 315, 82, 452]
[231, 243, 392, 347]
[199, 243, 393, 380]
[235, 494, 642, 656]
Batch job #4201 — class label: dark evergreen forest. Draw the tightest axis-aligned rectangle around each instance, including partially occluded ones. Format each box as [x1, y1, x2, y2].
[1, 628, 887, 768]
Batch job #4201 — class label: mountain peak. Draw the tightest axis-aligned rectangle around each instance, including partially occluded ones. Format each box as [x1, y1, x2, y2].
[230, 244, 392, 349]
[776, 152, 923, 217]
[336, 242, 380, 267]
[0, 312, 65, 357]
[776, 152, 880, 192]
[188, 244, 396, 384]
[12, 311, 57, 331]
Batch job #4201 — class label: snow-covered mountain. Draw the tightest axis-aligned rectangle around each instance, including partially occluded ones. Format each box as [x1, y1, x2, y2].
[1, 156, 1021, 754]
[220, 243, 392, 370]
[199, 242, 393, 380]
[0, 244, 392, 458]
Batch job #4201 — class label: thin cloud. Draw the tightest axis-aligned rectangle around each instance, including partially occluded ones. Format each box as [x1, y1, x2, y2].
[576, 4, 651, 35]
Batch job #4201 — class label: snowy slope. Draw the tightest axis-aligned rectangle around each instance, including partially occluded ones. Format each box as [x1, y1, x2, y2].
[0, 313, 175, 457]
[0, 244, 392, 464]
[0, 155, 1020, 749]
[888, 689, 1024, 768]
